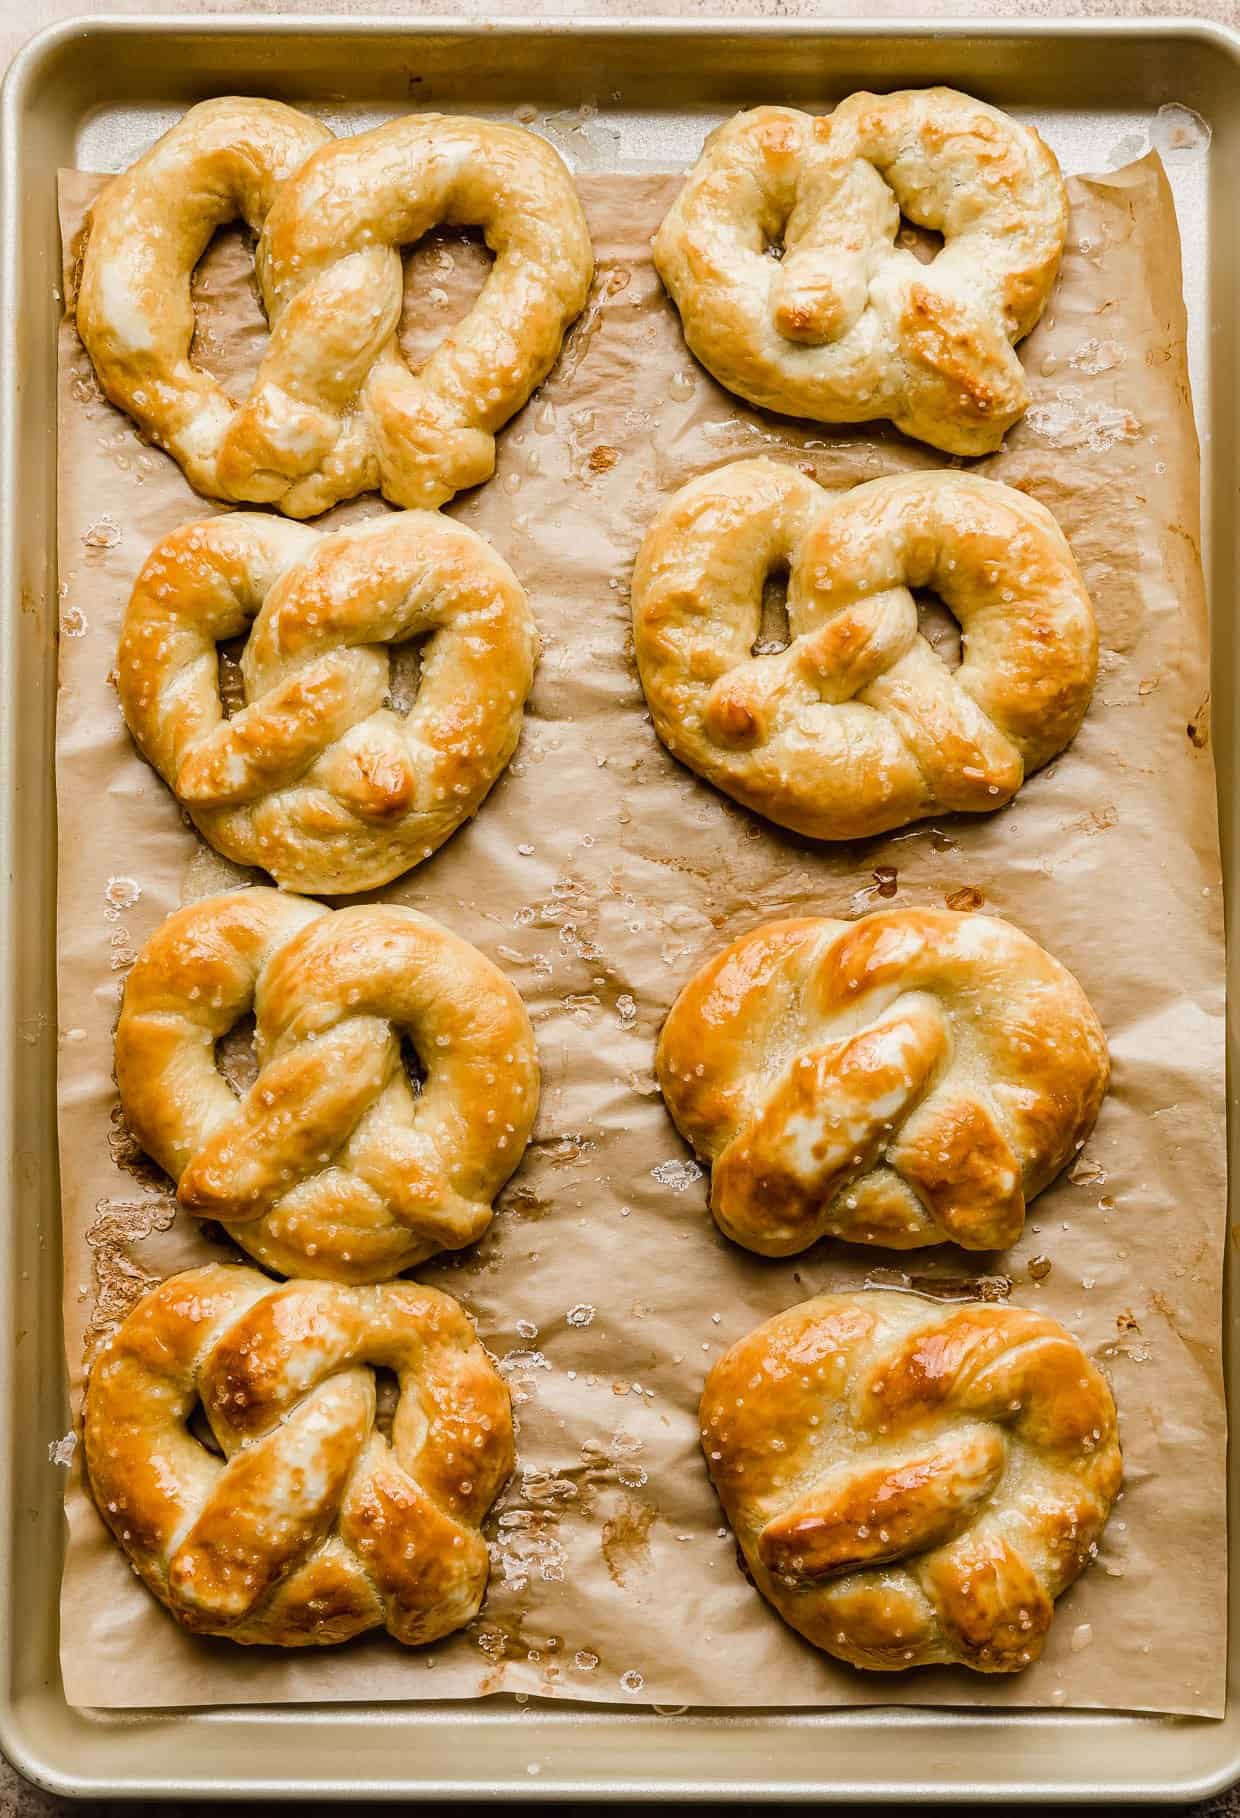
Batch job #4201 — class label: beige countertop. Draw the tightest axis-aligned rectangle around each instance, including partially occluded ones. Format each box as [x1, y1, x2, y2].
[3, 0, 1237, 1809]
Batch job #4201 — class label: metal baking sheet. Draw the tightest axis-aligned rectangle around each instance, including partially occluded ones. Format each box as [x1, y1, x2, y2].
[1, 12, 1236, 1800]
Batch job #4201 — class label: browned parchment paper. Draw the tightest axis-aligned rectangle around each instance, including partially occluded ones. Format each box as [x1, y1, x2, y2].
[54, 155, 1225, 1715]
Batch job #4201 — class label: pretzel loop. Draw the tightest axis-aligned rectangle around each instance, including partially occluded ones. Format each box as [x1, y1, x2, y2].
[115, 890, 540, 1282]
[701, 1292, 1122, 1673]
[84, 1265, 514, 1647]
[656, 909, 1109, 1257]
[633, 458, 1097, 843]
[76, 100, 594, 515]
[653, 90, 1069, 454]
[118, 510, 538, 895]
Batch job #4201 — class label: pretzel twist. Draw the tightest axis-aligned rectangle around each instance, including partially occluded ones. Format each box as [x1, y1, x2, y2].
[115, 890, 540, 1282]
[654, 90, 1068, 453]
[632, 460, 1097, 842]
[657, 910, 1108, 1256]
[76, 98, 594, 515]
[118, 510, 537, 895]
[84, 1264, 514, 1647]
[702, 1291, 1121, 1672]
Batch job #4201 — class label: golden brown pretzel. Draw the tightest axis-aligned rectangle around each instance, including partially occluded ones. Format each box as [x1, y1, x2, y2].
[657, 910, 1108, 1256]
[76, 99, 593, 515]
[115, 890, 540, 1282]
[118, 510, 537, 895]
[654, 91, 1068, 454]
[701, 1291, 1121, 1673]
[84, 1264, 514, 1647]
[632, 460, 1097, 842]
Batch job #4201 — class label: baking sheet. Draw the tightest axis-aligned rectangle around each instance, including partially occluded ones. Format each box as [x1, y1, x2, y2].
[53, 151, 1225, 1715]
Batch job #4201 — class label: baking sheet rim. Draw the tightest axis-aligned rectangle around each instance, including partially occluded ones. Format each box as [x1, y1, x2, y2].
[3, 8, 1238, 1801]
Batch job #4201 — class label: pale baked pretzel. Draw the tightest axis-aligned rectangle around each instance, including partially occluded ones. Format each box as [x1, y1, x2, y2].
[252, 111, 594, 515]
[84, 1264, 514, 1646]
[657, 910, 1108, 1255]
[118, 509, 537, 895]
[632, 459, 1097, 841]
[702, 1291, 1122, 1672]
[115, 890, 540, 1282]
[654, 90, 1068, 454]
[76, 99, 593, 515]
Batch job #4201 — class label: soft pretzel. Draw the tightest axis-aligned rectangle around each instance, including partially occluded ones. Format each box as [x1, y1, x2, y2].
[632, 460, 1097, 841]
[76, 99, 593, 515]
[653, 91, 1068, 454]
[84, 1264, 513, 1646]
[702, 1291, 1121, 1673]
[115, 890, 539, 1282]
[118, 509, 537, 895]
[657, 909, 1107, 1255]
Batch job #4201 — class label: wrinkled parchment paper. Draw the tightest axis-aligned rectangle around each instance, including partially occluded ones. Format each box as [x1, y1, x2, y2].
[54, 155, 1225, 1715]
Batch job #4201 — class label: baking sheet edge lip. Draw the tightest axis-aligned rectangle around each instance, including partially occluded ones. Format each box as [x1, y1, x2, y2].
[5, 7, 1240, 70]
[5, 1760, 1240, 1806]
[0, 5, 27, 1803]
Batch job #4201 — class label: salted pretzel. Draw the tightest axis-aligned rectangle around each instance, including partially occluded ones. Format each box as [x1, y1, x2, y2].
[654, 90, 1068, 454]
[702, 1291, 1122, 1673]
[76, 98, 593, 515]
[115, 890, 540, 1282]
[118, 509, 537, 895]
[84, 1264, 514, 1646]
[632, 460, 1097, 841]
[657, 909, 1108, 1255]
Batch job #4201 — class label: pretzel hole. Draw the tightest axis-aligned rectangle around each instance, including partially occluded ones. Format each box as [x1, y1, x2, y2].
[913, 589, 962, 671]
[372, 1366, 401, 1442]
[398, 227, 494, 371]
[752, 564, 791, 657]
[896, 217, 946, 265]
[399, 1031, 427, 1100]
[188, 222, 269, 403]
[216, 634, 249, 719]
[216, 1013, 260, 1097]
[385, 636, 428, 717]
[187, 1397, 225, 1458]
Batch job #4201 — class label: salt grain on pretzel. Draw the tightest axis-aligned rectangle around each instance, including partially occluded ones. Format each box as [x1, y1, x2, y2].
[657, 909, 1108, 1255]
[118, 510, 537, 895]
[654, 90, 1068, 454]
[84, 1264, 513, 1646]
[115, 890, 540, 1282]
[77, 99, 594, 515]
[701, 1290, 1122, 1672]
[632, 459, 1097, 841]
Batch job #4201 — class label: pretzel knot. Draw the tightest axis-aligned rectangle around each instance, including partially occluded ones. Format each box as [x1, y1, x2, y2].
[701, 1291, 1122, 1673]
[115, 890, 540, 1283]
[118, 509, 537, 895]
[84, 1264, 514, 1647]
[653, 90, 1068, 454]
[632, 459, 1097, 842]
[657, 910, 1108, 1256]
[76, 98, 594, 516]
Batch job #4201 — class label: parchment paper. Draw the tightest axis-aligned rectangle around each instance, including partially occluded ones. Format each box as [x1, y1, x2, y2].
[54, 155, 1226, 1715]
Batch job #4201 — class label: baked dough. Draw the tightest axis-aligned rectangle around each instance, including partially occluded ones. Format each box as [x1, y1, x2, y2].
[653, 90, 1068, 454]
[118, 509, 537, 895]
[76, 98, 594, 515]
[657, 909, 1108, 1255]
[84, 1264, 513, 1646]
[632, 459, 1097, 841]
[115, 889, 539, 1282]
[701, 1290, 1121, 1672]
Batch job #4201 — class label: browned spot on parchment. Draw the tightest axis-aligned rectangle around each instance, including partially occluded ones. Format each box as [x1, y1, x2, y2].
[601, 1497, 656, 1588]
